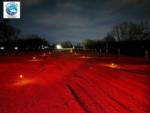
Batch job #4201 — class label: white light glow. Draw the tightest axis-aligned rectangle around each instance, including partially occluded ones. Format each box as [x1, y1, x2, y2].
[56, 44, 62, 49]
[19, 74, 23, 78]
[33, 57, 36, 60]
[111, 63, 114, 66]
[14, 46, 18, 50]
[0, 46, 4, 50]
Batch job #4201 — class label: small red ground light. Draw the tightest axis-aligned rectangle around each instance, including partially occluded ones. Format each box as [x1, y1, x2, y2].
[19, 74, 23, 78]
[33, 57, 36, 60]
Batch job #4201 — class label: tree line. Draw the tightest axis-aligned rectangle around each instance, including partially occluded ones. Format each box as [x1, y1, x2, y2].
[83, 21, 150, 56]
[1, 19, 150, 56]
[0, 20, 50, 52]
[105, 21, 150, 41]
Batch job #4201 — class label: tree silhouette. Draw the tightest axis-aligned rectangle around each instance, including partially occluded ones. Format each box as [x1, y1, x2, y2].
[0, 20, 21, 42]
[111, 21, 150, 41]
[103, 33, 116, 42]
[61, 41, 73, 48]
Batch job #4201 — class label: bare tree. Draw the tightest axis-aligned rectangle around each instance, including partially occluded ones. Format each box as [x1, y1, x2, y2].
[112, 25, 121, 41]
[103, 33, 116, 42]
[0, 20, 21, 42]
[61, 41, 73, 48]
[111, 21, 150, 41]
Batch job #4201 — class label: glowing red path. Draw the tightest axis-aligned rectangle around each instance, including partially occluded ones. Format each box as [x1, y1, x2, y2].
[0, 52, 150, 113]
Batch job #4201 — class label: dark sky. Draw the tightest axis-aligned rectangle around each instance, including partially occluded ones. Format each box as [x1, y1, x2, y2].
[11, 0, 150, 42]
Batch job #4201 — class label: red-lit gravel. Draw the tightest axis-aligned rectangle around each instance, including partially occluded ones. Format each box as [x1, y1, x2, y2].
[0, 52, 150, 113]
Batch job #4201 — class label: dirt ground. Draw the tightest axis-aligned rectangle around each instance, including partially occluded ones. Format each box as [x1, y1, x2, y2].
[0, 52, 150, 113]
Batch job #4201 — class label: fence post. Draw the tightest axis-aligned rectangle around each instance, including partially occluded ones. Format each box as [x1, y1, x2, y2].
[106, 43, 108, 56]
[145, 51, 148, 59]
[118, 49, 120, 56]
[99, 49, 102, 56]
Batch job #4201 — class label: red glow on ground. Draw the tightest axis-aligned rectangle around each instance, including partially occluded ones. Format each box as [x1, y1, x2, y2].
[33, 56, 36, 60]
[13, 78, 35, 86]
[0, 52, 150, 113]
[103, 63, 118, 69]
[19, 74, 23, 79]
[80, 55, 93, 59]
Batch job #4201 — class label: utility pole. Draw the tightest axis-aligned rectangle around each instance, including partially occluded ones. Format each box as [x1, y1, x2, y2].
[106, 42, 108, 56]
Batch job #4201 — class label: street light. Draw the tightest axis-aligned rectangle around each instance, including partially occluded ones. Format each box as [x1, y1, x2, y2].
[14, 46, 18, 50]
[0, 46, 4, 50]
[56, 44, 62, 49]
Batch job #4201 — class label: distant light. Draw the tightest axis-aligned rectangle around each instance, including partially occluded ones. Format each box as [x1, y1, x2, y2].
[109, 63, 118, 68]
[42, 53, 46, 56]
[56, 44, 62, 49]
[81, 56, 86, 58]
[44, 46, 49, 49]
[74, 52, 78, 55]
[0, 46, 4, 50]
[111, 63, 114, 66]
[19, 74, 23, 78]
[14, 46, 18, 50]
[70, 49, 73, 53]
[28, 56, 42, 62]
[33, 56, 36, 60]
[104, 63, 118, 69]
[40, 45, 49, 50]
[80, 56, 92, 59]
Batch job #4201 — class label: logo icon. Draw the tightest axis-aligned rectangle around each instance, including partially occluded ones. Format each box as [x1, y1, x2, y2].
[3, 1, 20, 19]
[6, 3, 18, 16]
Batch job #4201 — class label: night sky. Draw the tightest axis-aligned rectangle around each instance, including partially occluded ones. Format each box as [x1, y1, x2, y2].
[10, 0, 150, 43]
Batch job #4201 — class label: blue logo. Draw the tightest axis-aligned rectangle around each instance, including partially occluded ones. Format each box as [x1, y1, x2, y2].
[6, 3, 18, 16]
